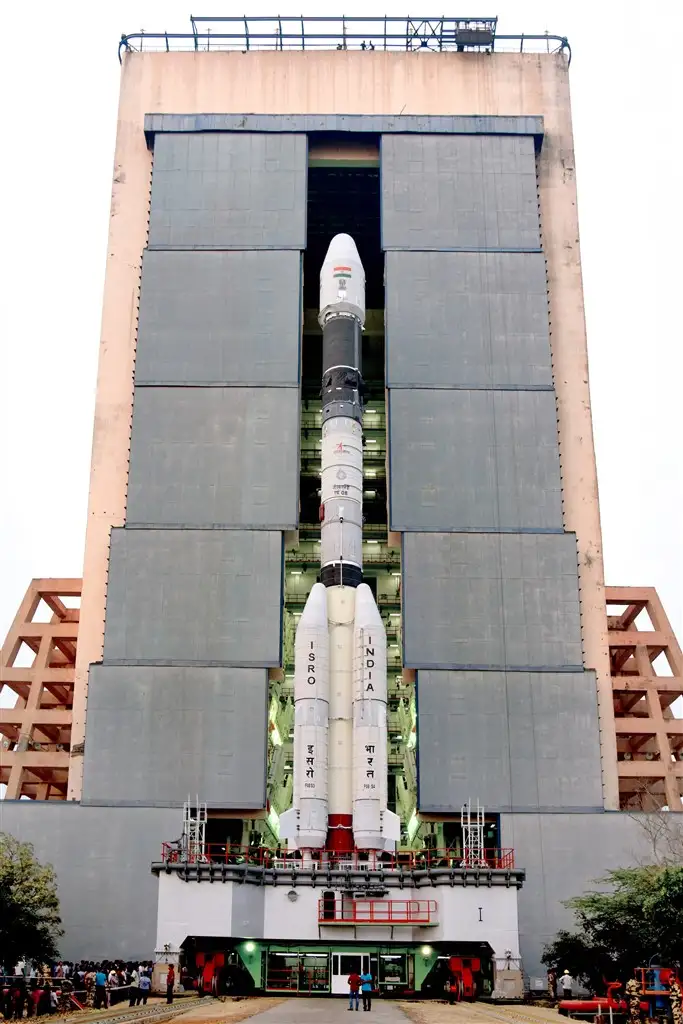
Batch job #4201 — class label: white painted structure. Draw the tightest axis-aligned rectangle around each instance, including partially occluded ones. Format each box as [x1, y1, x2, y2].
[155, 873, 521, 959]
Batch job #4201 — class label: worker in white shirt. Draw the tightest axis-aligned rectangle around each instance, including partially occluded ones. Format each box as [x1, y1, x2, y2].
[559, 971, 574, 999]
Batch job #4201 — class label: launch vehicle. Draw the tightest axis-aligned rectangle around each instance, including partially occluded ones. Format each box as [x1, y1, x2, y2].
[280, 234, 401, 853]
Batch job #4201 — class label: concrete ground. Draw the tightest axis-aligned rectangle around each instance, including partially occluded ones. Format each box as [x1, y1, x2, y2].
[171, 998, 286, 1023]
[161, 998, 565, 1024]
[229, 1000, 407, 1021]
[399, 1001, 563, 1024]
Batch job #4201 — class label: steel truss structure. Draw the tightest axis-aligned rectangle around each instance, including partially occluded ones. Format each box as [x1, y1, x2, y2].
[0, 579, 81, 800]
[608, 587, 683, 810]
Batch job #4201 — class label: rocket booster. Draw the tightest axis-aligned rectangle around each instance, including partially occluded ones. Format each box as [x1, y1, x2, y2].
[280, 235, 400, 853]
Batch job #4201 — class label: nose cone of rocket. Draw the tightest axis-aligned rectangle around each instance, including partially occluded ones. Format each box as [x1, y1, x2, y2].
[298, 582, 328, 628]
[354, 583, 384, 630]
[323, 233, 362, 266]
[319, 233, 366, 327]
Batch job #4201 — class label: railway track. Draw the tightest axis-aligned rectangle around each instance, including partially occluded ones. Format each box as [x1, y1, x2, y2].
[60, 997, 216, 1024]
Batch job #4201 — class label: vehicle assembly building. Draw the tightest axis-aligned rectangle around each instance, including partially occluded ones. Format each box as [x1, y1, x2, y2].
[1, 14, 682, 999]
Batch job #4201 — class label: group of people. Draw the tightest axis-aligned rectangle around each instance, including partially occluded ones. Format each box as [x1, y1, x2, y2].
[548, 966, 682, 1024]
[0, 960, 158, 1018]
[347, 970, 374, 1011]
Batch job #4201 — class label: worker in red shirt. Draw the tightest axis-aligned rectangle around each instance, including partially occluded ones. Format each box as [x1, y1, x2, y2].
[347, 971, 361, 1011]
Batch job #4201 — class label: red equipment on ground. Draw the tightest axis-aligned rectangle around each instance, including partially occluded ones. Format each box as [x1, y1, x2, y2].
[195, 952, 225, 996]
[447, 957, 480, 1002]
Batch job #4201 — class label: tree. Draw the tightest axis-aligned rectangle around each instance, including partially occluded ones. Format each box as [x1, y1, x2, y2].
[542, 865, 683, 992]
[0, 834, 62, 968]
[630, 810, 683, 866]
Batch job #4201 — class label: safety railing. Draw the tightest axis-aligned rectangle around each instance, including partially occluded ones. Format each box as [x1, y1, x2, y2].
[119, 17, 570, 64]
[319, 897, 438, 924]
[160, 842, 515, 870]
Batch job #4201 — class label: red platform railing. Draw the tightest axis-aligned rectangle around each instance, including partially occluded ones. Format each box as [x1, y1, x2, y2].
[160, 842, 515, 870]
[319, 897, 438, 925]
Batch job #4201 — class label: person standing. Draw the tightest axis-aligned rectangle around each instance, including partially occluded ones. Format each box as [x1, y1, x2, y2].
[166, 965, 175, 1004]
[138, 973, 151, 1006]
[559, 971, 574, 1000]
[360, 970, 373, 1012]
[93, 967, 107, 1010]
[668, 973, 682, 1024]
[347, 970, 361, 1011]
[625, 976, 642, 1024]
[84, 967, 96, 1009]
[58, 977, 73, 1015]
[128, 966, 139, 1007]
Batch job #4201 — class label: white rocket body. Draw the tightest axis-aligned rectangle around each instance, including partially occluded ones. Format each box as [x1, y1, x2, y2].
[280, 234, 400, 853]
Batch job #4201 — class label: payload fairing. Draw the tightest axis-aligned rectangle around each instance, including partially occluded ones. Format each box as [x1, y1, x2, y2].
[280, 235, 401, 853]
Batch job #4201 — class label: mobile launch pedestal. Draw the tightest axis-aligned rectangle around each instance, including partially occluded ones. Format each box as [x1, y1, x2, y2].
[280, 234, 401, 855]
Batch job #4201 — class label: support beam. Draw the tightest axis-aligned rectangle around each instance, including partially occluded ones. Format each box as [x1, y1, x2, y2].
[0, 580, 81, 801]
[608, 586, 683, 811]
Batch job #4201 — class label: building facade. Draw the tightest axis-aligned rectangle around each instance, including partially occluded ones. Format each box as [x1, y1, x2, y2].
[2, 17, 681, 993]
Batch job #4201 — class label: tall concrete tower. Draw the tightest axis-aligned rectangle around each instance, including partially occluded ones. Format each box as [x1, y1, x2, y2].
[2, 16, 681, 992]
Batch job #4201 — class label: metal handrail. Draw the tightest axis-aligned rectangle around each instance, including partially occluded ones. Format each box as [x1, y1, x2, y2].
[318, 896, 438, 924]
[119, 17, 570, 63]
[159, 841, 515, 869]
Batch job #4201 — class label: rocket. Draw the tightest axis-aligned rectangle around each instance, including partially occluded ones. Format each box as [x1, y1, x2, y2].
[280, 235, 401, 854]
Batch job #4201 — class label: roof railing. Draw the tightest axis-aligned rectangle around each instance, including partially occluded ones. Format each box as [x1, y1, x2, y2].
[119, 16, 570, 64]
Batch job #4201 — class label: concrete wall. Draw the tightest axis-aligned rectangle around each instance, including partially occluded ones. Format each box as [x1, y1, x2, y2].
[501, 812, 656, 980]
[0, 802, 182, 961]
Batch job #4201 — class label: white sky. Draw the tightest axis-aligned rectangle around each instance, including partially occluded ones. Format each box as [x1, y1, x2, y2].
[1, 0, 681, 658]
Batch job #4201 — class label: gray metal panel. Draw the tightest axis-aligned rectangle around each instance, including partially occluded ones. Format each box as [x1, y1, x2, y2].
[0, 802, 182, 960]
[135, 250, 301, 385]
[389, 389, 562, 532]
[82, 665, 267, 808]
[148, 133, 307, 249]
[126, 387, 299, 529]
[103, 528, 282, 665]
[144, 113, 544, 138]
[381, 134, 540, 250]
[386, 251, 551, 388]
[402, 533, 582, 670]
[232, 885, 265, 939]
[501, 813, 656, 980]
[417, 670, 603, 813]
